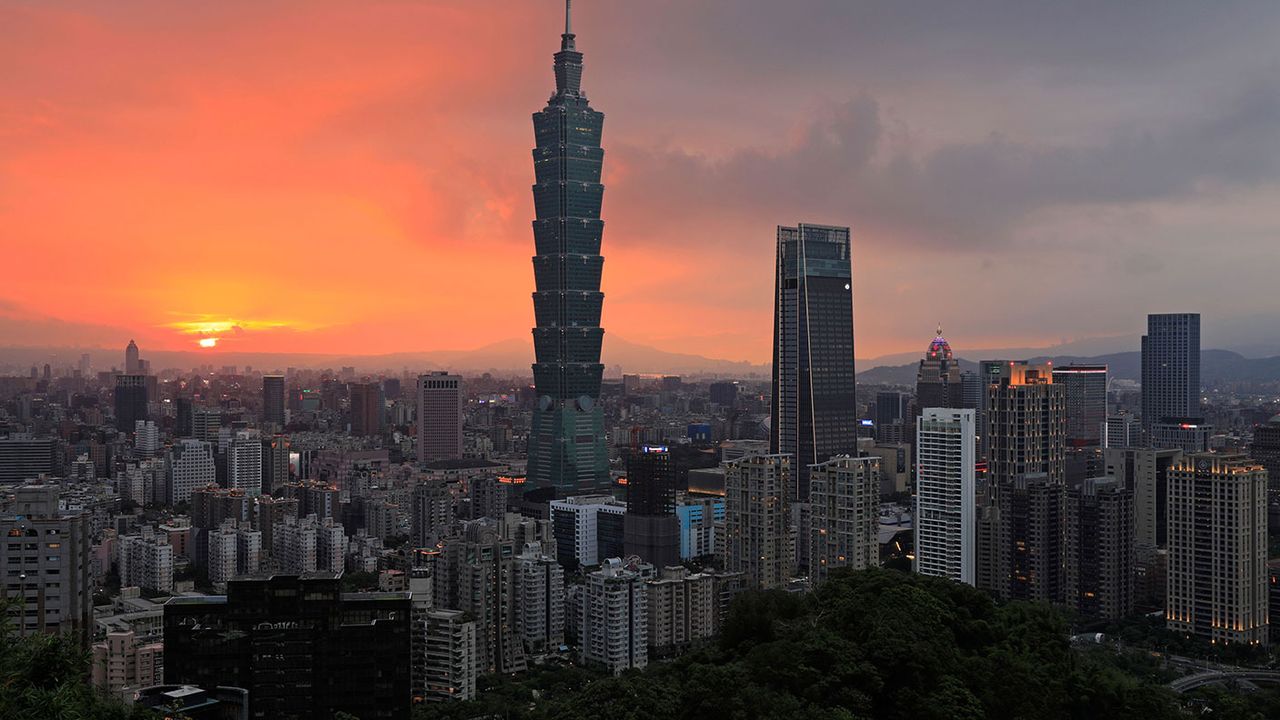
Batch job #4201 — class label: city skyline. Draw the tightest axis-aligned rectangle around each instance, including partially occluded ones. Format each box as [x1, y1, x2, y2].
[4, 1, 1280, 363]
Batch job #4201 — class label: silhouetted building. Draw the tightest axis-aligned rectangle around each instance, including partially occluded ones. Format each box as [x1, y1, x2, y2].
[114, 374, 149, 432]
[164, 573, 411, 720]
[1102, 447, 1181, 554]
[771, 223, 857, 500]
[623, 446, 680, 568]
[526, 3, 610, 495]
[0, 435, 57, 484]
[993, 473, 1064, 604]
[985, 362, 1066, 486]
[1150, 418, 1212, 453]
[1141, 313, 1200, 437]
[916, 326, 963, 412]
[417, 373, 463, 463]
[349, 381, 383, 437]
[1052, 365, 1107, 447]
[262, 375, 285, 427]
[1065, 477, 1134, 619]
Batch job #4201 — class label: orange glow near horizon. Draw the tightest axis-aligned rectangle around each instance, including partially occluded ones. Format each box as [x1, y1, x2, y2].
[0, 2, 1157, 365]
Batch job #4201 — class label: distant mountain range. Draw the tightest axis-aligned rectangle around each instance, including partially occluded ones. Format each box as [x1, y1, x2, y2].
[855, 349, 1280, 386]
[0, 336, 771, 378]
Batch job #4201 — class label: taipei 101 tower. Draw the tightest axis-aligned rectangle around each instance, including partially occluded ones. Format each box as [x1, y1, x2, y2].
[526, 0, 610, 494]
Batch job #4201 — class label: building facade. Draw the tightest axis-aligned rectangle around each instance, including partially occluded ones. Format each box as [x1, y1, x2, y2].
[915, 408, 977, 585]
[0, 485, 93, 643]
[581, 557, 649, 675]
[1052, 365, 1107, 447]
[807, 455, 880, 584]
[771, 223, 858, 500]
[417, 373, 463, 464]
[526, 4, 610, 495]
[164, 574, 411, 720]
[1166, 454, 1268, 645]
[1065, 477, 1134, 619]
[1141, 313, 1200, 435]
[723, 454, 792, 590]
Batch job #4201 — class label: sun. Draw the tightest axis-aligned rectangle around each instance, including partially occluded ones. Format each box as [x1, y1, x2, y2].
[198, 337, 219, 348]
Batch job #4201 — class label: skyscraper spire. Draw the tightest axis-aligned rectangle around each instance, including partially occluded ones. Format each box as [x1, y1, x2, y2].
[562, 0, 576, 51]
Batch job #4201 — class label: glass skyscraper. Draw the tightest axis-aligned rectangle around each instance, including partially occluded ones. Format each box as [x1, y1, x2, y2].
[1140, 313, 1201, 435]
[770, 223, 858, 500]
[527, 2, 610, 494]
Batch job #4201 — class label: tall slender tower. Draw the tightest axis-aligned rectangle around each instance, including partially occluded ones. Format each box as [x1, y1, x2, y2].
[770, 223, 857, 500]
[527, 0, 609, 494]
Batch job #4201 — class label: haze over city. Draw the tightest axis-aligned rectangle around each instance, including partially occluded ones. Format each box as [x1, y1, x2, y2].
[4, 1, 1279, 365]
[4, 3, 1280, 720]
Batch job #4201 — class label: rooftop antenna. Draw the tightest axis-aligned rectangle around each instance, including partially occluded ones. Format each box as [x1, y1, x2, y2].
[566, 0, 572, 35]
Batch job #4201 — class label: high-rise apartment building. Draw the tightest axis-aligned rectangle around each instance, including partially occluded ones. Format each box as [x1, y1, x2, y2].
[985, 362, 1066, 485]
[645, 565, 716, 658]
[420, 608, 477, 702]
[580, 557, 649, 675]
[807, 455, 880, 584]
[117, 531, 174, 593]
[526, 3, 610, 495]
[436, 522, 527, 675]
[0, 485, 93, 643]
[622, 446, 681, 568]
[1065, 477, 1134, 619]
[915, 408, 977, 585]
[262, 434, 290, 496]
[412, 480, 458, 549]
[262, 375, 286, 427]
[1248, 416, 1280, 484]
[992, 473, 1065, 604]
[114, 374, 149, 432]
[723, 454, 792, 590]
[165, 574, 411, 720]
[228, 430, 263, 497]
[514, 541, 565, 655]
[166, 440, 215, 506]
[1052, 364, 1107, 447]
[417, 373, 463, 464]
[1141, 313, 1200, 435]
[771, 223, 857, 500]
[134, 420, 160, 457]
[349, 380, 384, 437]
[91, 630, 163, 699]
[1166, 453, 1268, 645]
[916, 327, 964, 412]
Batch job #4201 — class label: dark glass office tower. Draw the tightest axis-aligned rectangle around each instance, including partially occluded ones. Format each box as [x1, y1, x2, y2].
[527, 1, 609, 494]
[262, 375, 285, 427]
[770, 223, 857, 500]
[1140, 313, 1200, 436]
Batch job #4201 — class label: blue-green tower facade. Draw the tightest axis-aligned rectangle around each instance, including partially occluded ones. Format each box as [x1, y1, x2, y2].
[527, 1, 610, 494]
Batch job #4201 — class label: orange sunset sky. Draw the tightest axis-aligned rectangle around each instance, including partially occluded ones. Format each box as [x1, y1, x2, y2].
[3, 1, 1278, 364]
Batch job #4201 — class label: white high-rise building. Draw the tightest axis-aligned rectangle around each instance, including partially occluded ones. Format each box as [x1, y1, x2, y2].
[580, 558, 650, 675]
[548, 495, 626, 567]
[514, 542, 564, 655]
[315, 516, 347, 573]
[166, 440, 215, 505]
[807, 454, 881, 584]
[417, 372, 463, 463]
[117, 531, 174, 593]
[273, 517, 318, 574]
[914, 408, 977, 585]
[228, 430, 263, 497]
[134, 420, 160, 458]
[645, 566, 716, 657]
[207, 525, 239, 586]
[1166, 453, 1268, 645]
[421, 609, 477, 701]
